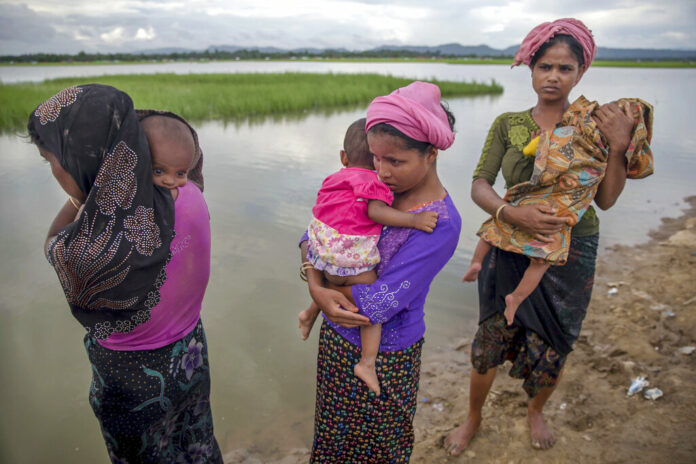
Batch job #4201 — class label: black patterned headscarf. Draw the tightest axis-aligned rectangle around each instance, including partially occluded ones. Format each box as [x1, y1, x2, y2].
[28, 84, 175, 339]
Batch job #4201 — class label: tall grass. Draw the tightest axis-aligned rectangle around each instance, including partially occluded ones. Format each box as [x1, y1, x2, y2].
[0, 72, 503, 132]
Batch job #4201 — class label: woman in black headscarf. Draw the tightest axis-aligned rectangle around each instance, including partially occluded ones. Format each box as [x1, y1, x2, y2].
[28, 84, 222, 463]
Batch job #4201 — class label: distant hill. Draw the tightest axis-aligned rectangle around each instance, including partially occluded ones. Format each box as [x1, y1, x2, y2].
[136, 47, 198, 55]
[370, 43, 696, 60]
[3, 42, 695, 62]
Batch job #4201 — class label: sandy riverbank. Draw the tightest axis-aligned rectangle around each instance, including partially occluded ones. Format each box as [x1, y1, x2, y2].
[412, 196, 696, 463]
[225, 196, 696, 464]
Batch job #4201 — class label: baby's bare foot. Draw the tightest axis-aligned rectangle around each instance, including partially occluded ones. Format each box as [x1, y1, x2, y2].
[504, 293, 524, 326]
[528, 408, 556, 450]
[444, 416, 481, 456]
[354, 360, 380, 395]
[462, 262, 482, 282]
[298, 307, 318, 341]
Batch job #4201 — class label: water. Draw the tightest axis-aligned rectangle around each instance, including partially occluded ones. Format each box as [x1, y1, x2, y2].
[0, 62, 693, 462]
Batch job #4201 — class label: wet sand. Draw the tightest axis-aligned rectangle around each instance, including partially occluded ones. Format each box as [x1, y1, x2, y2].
[224, 196, 696, 464]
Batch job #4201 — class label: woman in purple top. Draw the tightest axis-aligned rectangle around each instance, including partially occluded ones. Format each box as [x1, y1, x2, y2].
[300, 81, 462, 462]
[28, 85, 221, 463]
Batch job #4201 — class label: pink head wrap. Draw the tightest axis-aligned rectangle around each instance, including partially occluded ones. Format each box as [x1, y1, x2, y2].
[365, 81, 455, 150]
[512, 18, 597, 69]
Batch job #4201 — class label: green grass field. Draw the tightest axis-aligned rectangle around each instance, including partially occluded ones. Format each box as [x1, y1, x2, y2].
[0, 72, 502, 132]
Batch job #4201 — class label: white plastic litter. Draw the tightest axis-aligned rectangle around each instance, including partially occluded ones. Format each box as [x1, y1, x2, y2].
[644, 388, 663, 400]
[627, 376, 649, 397]
[678, 346, 695, 355]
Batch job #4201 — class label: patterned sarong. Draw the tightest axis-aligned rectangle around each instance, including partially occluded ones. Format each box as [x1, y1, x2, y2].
[478, 96, 653, 265]
[311, 322, 423, 463]
[85, 319, 222, 463]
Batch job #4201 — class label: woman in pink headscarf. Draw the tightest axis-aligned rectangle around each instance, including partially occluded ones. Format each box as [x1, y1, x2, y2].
[299, 81, 461, 462]
[444, 19, 635, 454]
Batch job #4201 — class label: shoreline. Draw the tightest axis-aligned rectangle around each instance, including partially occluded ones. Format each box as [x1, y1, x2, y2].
[223, 195, 696, 463]
[2, 59, 694, 68]
[410, 195, 696, 463]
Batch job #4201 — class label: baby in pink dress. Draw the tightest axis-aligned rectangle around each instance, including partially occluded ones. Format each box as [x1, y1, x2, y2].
[299, 118, 438, 394]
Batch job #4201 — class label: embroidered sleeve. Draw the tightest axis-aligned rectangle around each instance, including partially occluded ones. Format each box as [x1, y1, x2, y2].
[352, 218, 459, 324]
[473, 113, 508, 184]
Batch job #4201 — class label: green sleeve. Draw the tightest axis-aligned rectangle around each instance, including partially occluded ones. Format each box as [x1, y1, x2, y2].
[473, 113, 508, 184]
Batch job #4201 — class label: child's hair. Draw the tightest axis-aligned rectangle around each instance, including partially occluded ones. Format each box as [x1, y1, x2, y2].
[140, 115, 195, 160]
[343, 118, 373, 167]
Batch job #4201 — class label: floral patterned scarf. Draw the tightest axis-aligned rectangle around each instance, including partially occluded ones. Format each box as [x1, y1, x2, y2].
[29, 84, 175, 339]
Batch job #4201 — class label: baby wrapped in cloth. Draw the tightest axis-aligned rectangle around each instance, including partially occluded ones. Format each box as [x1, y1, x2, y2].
[478, 95, 653, 265]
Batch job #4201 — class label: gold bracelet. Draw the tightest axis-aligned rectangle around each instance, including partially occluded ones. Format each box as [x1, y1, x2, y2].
[300, 262, 314, 282]
[69, 197, 82, 210]
[495, 203, 507, 222]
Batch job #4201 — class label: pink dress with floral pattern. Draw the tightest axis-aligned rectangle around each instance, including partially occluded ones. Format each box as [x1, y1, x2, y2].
[307, 167, 394, 277]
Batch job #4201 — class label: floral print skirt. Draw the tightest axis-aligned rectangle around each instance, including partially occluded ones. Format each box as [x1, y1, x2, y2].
[84, 318, 222, 463]
[311, 322, 423, 463]
[307, 217, 380, 276]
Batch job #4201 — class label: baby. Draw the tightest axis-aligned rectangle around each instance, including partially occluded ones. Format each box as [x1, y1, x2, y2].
[299, 118, 438, 395]
[463, 96, 653, 326]
[141, 115, 196, 200]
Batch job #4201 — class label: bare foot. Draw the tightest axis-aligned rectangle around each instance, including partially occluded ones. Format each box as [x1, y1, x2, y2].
[462, 262, 482, 282]
[354, 360, 380, 395]
[528, 408, 556, 450]
[298, 306, 319, 341]
[504, 293, 523, 326]
[444, 416, 481, 456]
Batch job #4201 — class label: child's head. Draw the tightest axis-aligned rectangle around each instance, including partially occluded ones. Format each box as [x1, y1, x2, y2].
[141, 115, 195, 190]
[341, 118, 373, 169]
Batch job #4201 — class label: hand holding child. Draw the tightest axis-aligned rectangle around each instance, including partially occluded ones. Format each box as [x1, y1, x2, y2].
[411, 211, 439, 233]
[594, 102, 634, 157]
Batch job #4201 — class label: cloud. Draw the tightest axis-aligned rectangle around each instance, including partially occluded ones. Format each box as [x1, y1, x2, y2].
[1, 0, 695, 55]
[135, 27, 156, 40]
[100, 27, 126, 43]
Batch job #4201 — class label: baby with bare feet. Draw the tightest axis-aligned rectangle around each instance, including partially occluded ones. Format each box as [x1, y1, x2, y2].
[463, 94, 651, 327]
[298, 118, 438, 395]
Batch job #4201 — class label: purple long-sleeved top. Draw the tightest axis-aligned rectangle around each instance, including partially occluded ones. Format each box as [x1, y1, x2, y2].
[302, 194, 461, 352]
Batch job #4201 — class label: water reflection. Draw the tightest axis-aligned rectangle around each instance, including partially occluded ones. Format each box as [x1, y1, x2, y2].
[0, 63, 694, 462]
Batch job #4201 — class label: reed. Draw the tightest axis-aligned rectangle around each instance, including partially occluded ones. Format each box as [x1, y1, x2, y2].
[0, 72, 502, 132]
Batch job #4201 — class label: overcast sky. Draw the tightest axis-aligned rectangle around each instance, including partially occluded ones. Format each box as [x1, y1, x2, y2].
[1, 0, 694, 55]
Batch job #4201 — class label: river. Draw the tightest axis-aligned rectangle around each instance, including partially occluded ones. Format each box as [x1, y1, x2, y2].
[0, 61, 693, 462]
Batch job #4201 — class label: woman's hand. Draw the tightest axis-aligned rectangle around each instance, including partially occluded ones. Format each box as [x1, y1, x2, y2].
[503, 204, 569, 243]
[309, 285, 371, 328]
[300, 240, 371, 329]
[594, 102, 633, 156]
[593, 102, 632, 210]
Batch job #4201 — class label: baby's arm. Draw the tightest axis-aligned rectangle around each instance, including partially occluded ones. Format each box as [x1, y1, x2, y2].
[367, 200, 438, 233]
